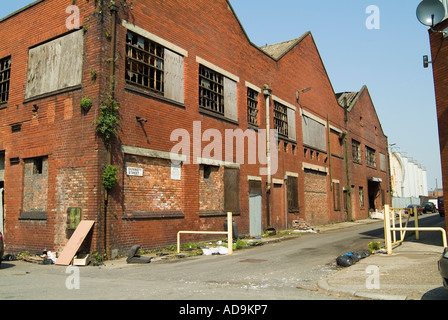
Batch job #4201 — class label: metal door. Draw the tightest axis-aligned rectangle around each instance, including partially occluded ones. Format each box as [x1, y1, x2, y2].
[249, 180, 262, 237]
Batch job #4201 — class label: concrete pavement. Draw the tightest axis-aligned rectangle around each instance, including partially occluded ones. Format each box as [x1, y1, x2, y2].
[317, 228, 448, 300]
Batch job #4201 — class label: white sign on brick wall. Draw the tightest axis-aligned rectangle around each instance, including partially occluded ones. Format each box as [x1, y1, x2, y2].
[126, 167, 144, 177]
[171, 163, 181, 181]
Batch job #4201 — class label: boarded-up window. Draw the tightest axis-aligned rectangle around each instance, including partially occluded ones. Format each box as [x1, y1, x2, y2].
[164, 49, 184, 103]
[379, 153, 387, 171]
[25, 30, 84, 100]
[224, 167, 239, 213]
[21, 156, 49, 220]
[287, 176, 299, 213]
[224, 78, 238, 121]
[302, 115, 326, 152]
[333, 181, 341, 211]
[287, 108, 296, 141]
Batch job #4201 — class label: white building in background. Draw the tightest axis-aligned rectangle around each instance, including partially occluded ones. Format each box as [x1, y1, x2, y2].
[389, 150, 428, 204]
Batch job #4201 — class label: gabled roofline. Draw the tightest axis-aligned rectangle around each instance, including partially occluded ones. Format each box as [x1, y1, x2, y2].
[0, 0, 45, 24]
[225, 0, 312, 62]
[2, 0, 313, 65]
[337, 85, 387, 137]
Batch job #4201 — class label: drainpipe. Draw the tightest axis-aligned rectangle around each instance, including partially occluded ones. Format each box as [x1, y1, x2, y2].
[103, 3, 118, 257]
[327, 115, 332, 191]
[343, 98, 352, 221]
[263, 85, 272, 227]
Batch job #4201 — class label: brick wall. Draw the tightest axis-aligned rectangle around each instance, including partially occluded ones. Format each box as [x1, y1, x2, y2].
[0, 0, 106, 253]
[0, 0, 391, 254]
[430, 19, 448, 230]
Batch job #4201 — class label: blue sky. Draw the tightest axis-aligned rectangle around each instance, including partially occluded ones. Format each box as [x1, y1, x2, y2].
[0, 0, 443, 191]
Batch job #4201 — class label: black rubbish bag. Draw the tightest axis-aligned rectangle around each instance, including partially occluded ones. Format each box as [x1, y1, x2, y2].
[336, 255, 354, 267]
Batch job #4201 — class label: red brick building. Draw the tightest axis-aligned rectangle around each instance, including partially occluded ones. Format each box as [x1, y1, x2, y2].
[428, 16, 448, 229]
[0, 0, 390, 257]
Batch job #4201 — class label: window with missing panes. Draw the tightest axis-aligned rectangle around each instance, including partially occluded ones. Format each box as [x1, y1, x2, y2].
[199, 65, 224, 115]
[0, 56, 11, 105]
[126, 31, 164, 95]
[352, 140, 361, 163]
[273, 101, 288, 138]
[247, 88, 259, 126]
[366, 146, 376, 167]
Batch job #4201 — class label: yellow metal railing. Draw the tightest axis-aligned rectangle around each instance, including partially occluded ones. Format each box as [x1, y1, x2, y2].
[177, 212, 234, 255]
[384, 205, 447, 255]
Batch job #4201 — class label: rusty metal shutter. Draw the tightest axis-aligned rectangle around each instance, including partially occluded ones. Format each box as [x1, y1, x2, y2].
[224, 167, 239, 213]
[287, 176, 299, 213]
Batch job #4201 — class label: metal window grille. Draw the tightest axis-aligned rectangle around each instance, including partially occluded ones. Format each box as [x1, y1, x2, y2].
[0, 57, 11, 104]
[273, 101, 288, 138]
[247, 88, 258, 126]
[125, 31, 164, 94]
[199, 65, 224, 114]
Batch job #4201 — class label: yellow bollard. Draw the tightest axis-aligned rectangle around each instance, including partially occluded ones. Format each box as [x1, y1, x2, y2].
[414, 207, 420, 240]
[384, 205, 392, 255]
[227, 212, 233, 255]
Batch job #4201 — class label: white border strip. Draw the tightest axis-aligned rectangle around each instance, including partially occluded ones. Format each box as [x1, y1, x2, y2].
[301, 109, 327, 127]
[245, 81, 261, 93]
[272, 95, 296, 111]
[122, 20, 189, 57]
[196, 56, 240, 83]
[196, 157, 240, 168]
[122, 145, 187, 163]
[302, 162, 328, 174]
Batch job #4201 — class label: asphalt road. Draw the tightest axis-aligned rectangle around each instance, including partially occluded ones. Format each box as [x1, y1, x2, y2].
[0, 218, 389, 301]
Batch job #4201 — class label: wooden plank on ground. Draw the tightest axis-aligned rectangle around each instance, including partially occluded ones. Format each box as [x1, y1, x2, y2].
[55, 220, 95, 266]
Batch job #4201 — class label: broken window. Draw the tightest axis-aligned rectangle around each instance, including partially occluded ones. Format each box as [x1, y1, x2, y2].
[352, 140, 361, 163]
[366, 146, 376, 167]
[126, 31, 165, 95]
[0, 56, 11, 104]
[199, 65, 224, 115]
[273, 101, 289, 139]
[247, 88, 259, 127]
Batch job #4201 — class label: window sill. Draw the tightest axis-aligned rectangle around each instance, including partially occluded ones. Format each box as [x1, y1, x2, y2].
[23, 85, 82, 104]
[199, 108, 239, 126]
[125, 84, 185, 109]
[19, 211, 47, 220]
[123, 211, 184, 220]
[199, 211, 240, 217]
